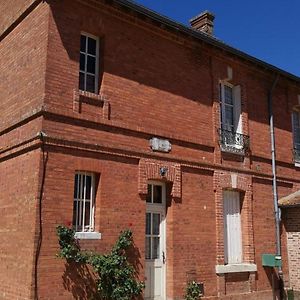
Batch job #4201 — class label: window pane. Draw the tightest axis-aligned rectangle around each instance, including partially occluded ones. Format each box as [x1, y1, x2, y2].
[293, 112, 300, 147]
[80, 53, 86, 71]
[85, 175, 92, 200]
[74, 174, 79, 198]
[145, 237, 151, 259]
[80, 35, 86, 52]
[72, 201, 77, 227]
[153, 185, 162, 203]
[88, 37, 97, 55]
[225, 106, 234, 128]
[84, 201, 91, 228]
[80, 174, 85, 199]
[224, 86, 233, 105]
[78, 200, 83, 231]
[146, 213, 151, 234]
[86, 74, 96, 93]
[146, 184, 152, 203]
[152, 237, 160, 259]
[295, 131, 300, 145]
[293, 112, 300, 128]
[79, 72, 85, 90]
[152, 213, 160, 235]
[87, 55, 96, 74]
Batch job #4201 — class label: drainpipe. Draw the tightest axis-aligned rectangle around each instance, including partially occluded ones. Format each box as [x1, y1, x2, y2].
[267, 74, 282, 277]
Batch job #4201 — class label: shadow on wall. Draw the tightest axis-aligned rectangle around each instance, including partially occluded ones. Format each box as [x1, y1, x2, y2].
[48, 0, 213, 106]
[62, 262, 97, 300]
[127, 240, 144, 300]
[264, 267, 285, 300]
[61, 239, 143, 299]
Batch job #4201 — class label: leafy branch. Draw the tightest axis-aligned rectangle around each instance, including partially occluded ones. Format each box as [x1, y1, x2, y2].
[56, 226, 144, 300]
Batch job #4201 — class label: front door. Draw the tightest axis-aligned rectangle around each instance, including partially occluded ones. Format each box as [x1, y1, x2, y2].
[145, 182, 166, 300]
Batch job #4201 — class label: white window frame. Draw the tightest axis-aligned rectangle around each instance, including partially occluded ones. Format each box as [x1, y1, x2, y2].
[73, 171, 96, 233]
[223, 190, 243, 265]
[220, 82, 242, 134]
[79, 32, 99, 93]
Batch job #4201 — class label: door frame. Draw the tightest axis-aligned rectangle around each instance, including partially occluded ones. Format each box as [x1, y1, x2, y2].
[145, 180, 167, 300]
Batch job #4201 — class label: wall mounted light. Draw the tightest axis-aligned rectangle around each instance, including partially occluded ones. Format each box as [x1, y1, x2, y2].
[160, 167, 168, 177]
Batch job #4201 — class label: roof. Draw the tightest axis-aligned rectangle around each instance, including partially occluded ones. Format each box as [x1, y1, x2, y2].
[110, 0, 300, 84]
[279, 190, 300, 207]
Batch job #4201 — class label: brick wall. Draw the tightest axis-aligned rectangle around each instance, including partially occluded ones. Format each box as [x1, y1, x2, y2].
[1, 0, 300, 299]
[0, 2, 48, 134]
[0, 2, 48, 299]
[283, 207, 300, 292]
[0, 149, 41, 299]
[0, 0, 39, 36]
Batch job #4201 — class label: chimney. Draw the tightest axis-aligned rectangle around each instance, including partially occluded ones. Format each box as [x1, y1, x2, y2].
[189, 11, 215, 35]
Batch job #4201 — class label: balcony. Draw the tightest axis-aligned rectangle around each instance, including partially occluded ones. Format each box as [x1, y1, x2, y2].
[218, 128, 250, 155]
[293, 148, 300, 164]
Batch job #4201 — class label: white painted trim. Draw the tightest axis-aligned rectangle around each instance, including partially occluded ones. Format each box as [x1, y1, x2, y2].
[215, 263, 257, 274]
[295, 163, 300, 168]
[145, 181, 166, 300]
[75, 231, 101, 240]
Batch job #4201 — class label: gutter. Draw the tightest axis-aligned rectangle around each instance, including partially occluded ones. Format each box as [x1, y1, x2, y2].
[110, 0, 300, 84]
[267, 74, 282, 279]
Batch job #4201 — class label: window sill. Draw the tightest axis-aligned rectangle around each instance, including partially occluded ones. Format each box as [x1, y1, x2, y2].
[295, 162, 300, 168]
[74, 231, 102, 240]
[215, 263, 257, 274]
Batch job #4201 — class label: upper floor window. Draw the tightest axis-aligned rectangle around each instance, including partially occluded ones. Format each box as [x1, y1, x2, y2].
[79, 33, 99, 93]
[220, 83, 242, 133]
[219, 83, 249, 154]
[73, 172, 95, 232]
[292, 111, 300, 163]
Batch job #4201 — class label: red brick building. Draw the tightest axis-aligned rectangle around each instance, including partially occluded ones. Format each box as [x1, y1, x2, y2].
[1, 0, 300, 299]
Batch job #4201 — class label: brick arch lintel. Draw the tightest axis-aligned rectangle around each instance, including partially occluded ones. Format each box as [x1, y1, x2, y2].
[213, 171, 252, 192]
[138, 159, 181, 199]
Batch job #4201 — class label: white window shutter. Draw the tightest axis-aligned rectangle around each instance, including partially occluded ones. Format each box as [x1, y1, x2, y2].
[233, 85, 242, 134]
[223, 191, 242, 264]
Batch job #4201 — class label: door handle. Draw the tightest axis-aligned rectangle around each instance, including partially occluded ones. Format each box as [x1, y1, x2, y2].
[162, 251, 166, 264]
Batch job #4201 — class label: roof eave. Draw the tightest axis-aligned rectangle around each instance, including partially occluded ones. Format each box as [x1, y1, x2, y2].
[107, 0, 300, 84]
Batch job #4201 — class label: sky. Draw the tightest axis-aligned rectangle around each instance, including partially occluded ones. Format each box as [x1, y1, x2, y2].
[133, 0, 300, 77]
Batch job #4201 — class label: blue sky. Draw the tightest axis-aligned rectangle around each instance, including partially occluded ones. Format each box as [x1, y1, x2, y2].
[134, 0, 300, 77]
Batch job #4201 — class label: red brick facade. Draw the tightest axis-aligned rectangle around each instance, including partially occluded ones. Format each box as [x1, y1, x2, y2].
[1, 0, 300, 299]
[283, 208, 300, 296]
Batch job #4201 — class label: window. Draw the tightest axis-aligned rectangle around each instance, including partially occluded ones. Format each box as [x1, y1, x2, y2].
[73, 172, 95, 232]
[223, 190, 242, 264]
[220, 83, 242, 134]
[79, 33, 99, 93]
[292, 111, 300, 163]
[219, 83, 248, 153]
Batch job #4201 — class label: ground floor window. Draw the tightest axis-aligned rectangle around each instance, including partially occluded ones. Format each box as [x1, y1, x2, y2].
[223, 190, 242, 264]
[73, 172, 95, 232]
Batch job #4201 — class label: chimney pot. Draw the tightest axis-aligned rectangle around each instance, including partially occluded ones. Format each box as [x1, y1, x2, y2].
[189, 11, 215, 35]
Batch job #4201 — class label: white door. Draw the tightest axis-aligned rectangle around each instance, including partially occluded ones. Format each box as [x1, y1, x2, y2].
[145, 182, 166, 300]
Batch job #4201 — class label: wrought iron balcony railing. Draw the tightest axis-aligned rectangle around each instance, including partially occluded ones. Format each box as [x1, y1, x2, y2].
[218, 128, 250, 155]
[293, 148, 300, 163]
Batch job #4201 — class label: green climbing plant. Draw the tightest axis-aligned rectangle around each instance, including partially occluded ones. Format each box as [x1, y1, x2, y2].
[56, 225, 144, 300]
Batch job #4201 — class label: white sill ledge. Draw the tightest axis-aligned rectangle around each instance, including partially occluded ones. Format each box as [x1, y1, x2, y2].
[216, 263, 257, 274]
[74, 232, 101, 240]
[295, 162, 300, 168]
